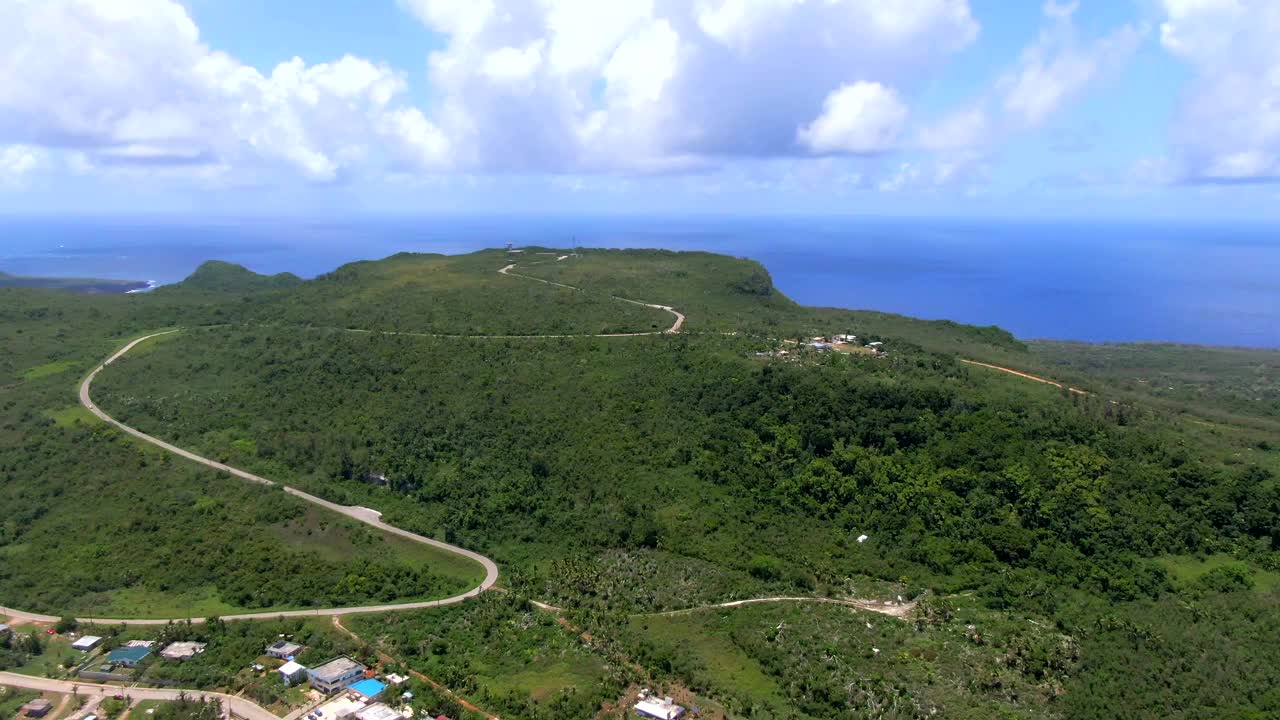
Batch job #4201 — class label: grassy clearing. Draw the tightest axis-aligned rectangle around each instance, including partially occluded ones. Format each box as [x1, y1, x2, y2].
[621, 599, 1076, 719]
[88, 586, 244, 619]
[45, 405, 99, 427]
[271, 509, 486, 586]
[23, 361, 80, 381]
[1159, 554, 1280, 593]
[630, 612, 801, 715]
[11, 636, 77, 678]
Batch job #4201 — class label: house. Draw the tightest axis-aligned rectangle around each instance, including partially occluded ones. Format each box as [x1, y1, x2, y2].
[266, 640, 303, 659]
[355, 704, 402, 720]
[809, 342, 832, 351]
[349, 679, 386, 701]
[278, 660, 308, 686]
[384, 673, 408, 687]
[123, 640, 155, 648]
[160, 641, 207, 661]
[107, 645, 152, 668]
[308, 656, 368, 694]
[22, 699, 54, 718]
[634, 695, 686, 720]
[71, 635, 103, 652]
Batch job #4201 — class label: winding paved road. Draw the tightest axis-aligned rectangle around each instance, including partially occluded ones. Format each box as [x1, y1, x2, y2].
[0, 671, 279, 720]
[498, 263, 685, 334]
[2, 331, 498, 626]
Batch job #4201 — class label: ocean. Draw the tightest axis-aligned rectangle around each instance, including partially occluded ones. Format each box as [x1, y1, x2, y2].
[2, 215, 1277, 348]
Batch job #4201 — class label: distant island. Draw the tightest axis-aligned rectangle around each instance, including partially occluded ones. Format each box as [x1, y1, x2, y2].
[0, 270, 152, 294]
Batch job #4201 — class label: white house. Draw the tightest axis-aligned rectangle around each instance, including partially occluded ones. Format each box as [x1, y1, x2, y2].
[278, 660, 308, 686]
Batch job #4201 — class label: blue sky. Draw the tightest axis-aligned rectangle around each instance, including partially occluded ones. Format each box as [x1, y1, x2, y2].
[2, 0, 1279, 219]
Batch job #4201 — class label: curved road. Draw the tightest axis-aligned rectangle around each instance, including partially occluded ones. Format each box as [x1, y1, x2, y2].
[0, 671, 279, 720]
[498, 263, 685, 334]
[2, 331, 499, 626]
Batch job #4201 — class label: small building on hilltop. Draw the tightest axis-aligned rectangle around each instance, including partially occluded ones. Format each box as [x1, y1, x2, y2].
[308, 656, 368, 694]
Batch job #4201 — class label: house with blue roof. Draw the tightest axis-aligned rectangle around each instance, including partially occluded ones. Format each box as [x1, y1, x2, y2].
[349, 679, 386, 700]
[106, 646, 152, 668]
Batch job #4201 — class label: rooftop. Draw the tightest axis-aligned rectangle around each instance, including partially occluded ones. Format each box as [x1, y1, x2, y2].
[354, 704, 402, 720]
[635, 696, 685, 720]
[279, 660, 307, 675]
[107, 646, 153, 663]
[318, 696, 365, 719]
[72, 635, 103, 649]
[310, 656, 366, 683]
[349, 679, 386, 699]
[269, 640, 303, 654]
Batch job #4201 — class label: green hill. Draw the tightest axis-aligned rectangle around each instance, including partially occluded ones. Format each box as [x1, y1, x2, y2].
[3, 247, 1278, 718]
[170, 260, 304, 293]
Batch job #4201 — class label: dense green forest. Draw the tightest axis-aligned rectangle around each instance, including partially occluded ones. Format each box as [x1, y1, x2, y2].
[3, 249, 1279, 718]
[0, 285, 484, 616]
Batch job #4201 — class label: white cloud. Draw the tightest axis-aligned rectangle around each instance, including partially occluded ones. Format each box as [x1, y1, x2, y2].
[0, 0, 982, 185]
[1159, 0, 1280, 182]
[797, 82, 908, 154]
[0, 145, 45, 182]
[998, 2, 1143, 128]
[0, 0, 448, 184]
[409, 0, 979, 170]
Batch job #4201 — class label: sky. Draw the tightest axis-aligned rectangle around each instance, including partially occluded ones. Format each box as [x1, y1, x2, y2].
[1, 0, 1279, 219]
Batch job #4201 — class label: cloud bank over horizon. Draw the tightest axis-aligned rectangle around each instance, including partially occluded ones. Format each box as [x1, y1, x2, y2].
[0, 0, 1278, 215]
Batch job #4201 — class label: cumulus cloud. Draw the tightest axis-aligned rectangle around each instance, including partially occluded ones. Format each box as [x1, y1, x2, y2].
[1159, 0, 1280, 182]
[406, 0, 979, 170]
[797, 82, 908, 154]
[998, 1, 1143, 128]
[0, 0, 449, 183]
[0, 0, 983, 185]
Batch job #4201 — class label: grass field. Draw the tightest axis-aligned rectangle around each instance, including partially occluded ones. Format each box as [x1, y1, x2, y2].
[271, 508, 487, 586]
[1159, 554, 1280, 594]
[629, 612, 804, 716]
[45, 405, 99, 427]
[90, 586, 245, 619]
[11, 636, 78, 678]
[22, 360, 81, 381]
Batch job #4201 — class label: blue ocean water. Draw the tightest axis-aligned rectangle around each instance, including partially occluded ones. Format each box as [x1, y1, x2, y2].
[1, 215, 1277, 347]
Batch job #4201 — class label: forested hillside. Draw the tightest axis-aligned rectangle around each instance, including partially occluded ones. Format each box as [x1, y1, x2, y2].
[3, 249, 1278, 718]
